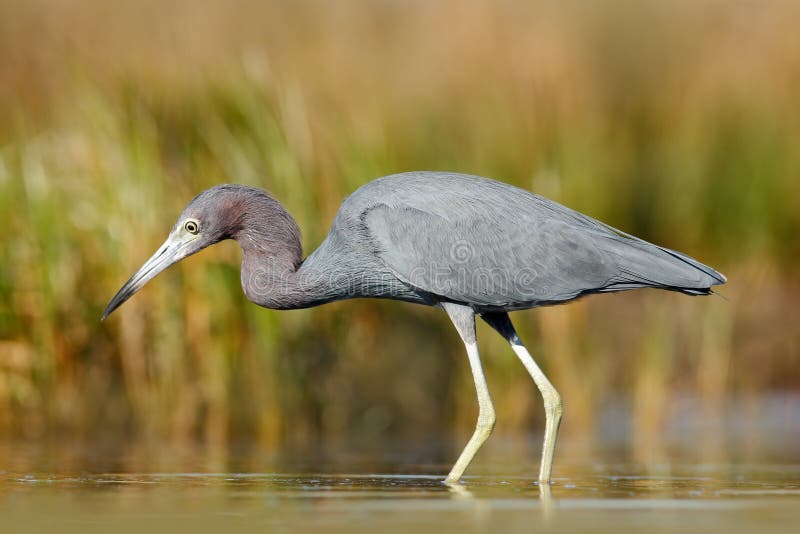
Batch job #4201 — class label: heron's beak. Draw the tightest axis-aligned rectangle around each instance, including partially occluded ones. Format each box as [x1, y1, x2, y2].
[102, 232, 198, 320]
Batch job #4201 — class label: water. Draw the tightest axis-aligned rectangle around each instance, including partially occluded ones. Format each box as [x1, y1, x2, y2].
[3, 469, 799, 533]
[3, 393, 800, 532]
[2, 444, 800, 534]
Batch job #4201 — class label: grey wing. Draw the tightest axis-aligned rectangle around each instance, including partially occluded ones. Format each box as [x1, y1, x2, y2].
[362, 187, 725, 309]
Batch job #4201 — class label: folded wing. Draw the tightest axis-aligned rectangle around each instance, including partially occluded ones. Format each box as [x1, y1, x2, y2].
[361, 174, 724, 309]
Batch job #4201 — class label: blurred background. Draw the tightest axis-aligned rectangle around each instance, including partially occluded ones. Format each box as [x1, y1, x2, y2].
[0, 0, 798, 473]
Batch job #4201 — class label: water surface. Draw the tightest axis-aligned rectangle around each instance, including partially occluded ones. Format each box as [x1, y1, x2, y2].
[2, 395, 799, 532]
[3, 456, 799, 533]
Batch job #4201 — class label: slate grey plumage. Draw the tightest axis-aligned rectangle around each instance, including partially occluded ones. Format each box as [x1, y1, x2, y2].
[103, 171, 726, 485]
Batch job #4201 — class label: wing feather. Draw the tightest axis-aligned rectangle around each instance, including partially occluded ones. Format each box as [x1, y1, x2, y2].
[352, 172, 723, 308]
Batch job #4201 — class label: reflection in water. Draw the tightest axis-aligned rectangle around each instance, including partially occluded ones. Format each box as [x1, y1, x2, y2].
[1, 469, 800, 532]
[444, 479, 474, 499]
[1, 397, 800, 532]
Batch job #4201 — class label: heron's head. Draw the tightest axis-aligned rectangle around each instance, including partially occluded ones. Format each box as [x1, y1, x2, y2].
[102, 184, 280, 320]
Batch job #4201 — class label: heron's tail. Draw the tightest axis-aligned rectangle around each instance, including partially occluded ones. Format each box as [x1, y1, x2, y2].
[598, 235, 726, 296]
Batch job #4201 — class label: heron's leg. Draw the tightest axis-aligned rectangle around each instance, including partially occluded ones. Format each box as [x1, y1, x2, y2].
[442, 302, 496, 484]
[481, 312, 562, 484]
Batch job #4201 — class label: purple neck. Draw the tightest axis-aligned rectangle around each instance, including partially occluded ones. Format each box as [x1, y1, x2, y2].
[233, 201, 334, 310]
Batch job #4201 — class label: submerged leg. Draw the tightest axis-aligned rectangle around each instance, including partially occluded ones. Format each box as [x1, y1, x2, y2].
[442, 302, 496, 484]
[481, 312, 562, 484]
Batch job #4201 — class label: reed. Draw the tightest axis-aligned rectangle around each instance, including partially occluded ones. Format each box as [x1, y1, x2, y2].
[0, 1, 797, 459]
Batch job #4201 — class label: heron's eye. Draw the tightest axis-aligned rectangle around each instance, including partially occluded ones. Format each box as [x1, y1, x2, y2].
[184, 220, 200, 235]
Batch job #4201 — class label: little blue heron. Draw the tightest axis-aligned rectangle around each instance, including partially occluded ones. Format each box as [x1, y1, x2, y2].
[103, 172, 726, 484]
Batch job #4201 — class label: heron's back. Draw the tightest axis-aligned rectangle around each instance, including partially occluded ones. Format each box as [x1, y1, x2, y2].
[315, 172, 725, 310]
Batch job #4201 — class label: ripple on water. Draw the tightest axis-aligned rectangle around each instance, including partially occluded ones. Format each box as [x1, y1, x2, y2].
[1, 467, 800, 532]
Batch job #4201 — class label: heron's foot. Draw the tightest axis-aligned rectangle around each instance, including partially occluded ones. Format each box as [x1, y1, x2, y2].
[444, 473, 460, 485]
[443, 478, 474, 498]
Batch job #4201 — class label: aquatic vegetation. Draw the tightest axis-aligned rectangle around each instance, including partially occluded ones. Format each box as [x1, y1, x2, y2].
[0, 1, 797, 455]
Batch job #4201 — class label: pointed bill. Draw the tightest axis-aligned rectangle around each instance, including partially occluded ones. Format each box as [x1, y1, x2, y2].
[102, 232, 196, 320]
